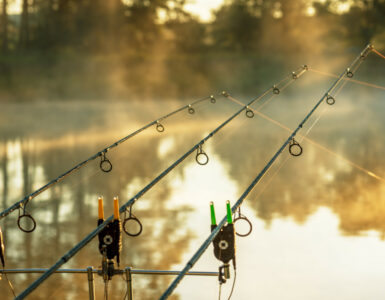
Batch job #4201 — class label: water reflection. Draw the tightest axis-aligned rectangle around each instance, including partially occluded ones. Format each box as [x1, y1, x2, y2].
[1, 84, 385, 299]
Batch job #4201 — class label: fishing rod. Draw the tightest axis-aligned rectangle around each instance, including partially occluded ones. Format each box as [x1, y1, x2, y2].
[227, 93, 385, 183]
[14, 67, 306, 300]
[159, 43, 374, 300]
[0, 94, 217, 225]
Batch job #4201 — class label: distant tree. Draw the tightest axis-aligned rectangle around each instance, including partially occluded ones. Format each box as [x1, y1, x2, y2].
[211, 0, 261, 52]
[342, 0, 385, 45]
[124, 0, 168, 50]
[166, 16, 206, 54]
[1, 0, 8, 52]
[19, 0, 30, 49]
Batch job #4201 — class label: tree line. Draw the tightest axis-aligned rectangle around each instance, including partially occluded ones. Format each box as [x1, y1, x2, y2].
[0, 0, 384, 101]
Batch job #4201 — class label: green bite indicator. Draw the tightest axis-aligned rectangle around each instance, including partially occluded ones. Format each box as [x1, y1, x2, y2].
[226, 200, 233, 224]
[210, 201, 217, 226]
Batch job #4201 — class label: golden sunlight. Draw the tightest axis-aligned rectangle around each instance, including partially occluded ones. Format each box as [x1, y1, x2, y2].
[7, 0, 21, 14]
[184, 0, 225, 22]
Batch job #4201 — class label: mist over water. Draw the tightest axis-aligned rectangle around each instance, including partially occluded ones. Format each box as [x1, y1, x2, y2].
[1, 65, 385, 299]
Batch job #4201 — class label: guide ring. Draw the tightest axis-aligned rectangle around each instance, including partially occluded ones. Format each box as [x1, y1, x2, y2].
[292, 72, 298, 79]
[326, 95, 335, 105]
[234, 216, 253, 237]
[156, 122, 165, 133]
[100, 152, 112, 173]
[123, 215, 143, 237]
[196, 145, 209, 165]
[188, 105, 195, 114]
[245, 107, 254, 118]
[346, 69, 354, 78]
[123, 205, 143, 237]
[210, 95, 216, 103]
[289, 139, 303, 157]
[17, 211, 36, 233]
[273, 86, 280, 94]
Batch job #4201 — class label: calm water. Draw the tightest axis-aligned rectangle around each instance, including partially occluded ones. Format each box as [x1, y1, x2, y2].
[1, 70, 385, 300]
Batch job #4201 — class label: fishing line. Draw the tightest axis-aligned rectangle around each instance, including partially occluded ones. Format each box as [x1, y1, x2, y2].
[302, 106, 329, 139]
[227, 268, 236, 300]
[14, 69, 305, 300]
[214, 75, 308, 208]
[251, 104, 385, 182]
[2, 268, 16, 297]
[372, 48, 385, 60]
[211, 68, 305, 150]
[348, 58, 364, 75]
[251, 153, 291, 203]
[302, 76, 349, 142]
[159, 44, 374, 300]
[0, 227, 16, 297]
[249, 95, 336, 203]
[308, 68, 385, 91]
[0, 94, 219, 222]
[104, 280, 109, 300]
[120, 273, 128, 300]
[333, 77, 349, 98]
[192, 66, 305, 161]
[217, 266, 236, 300]
[226, 88, 385, 184]
[257, 66, 308, 111]
[234, 100, 328, 207]
[256, 76, 297, 111]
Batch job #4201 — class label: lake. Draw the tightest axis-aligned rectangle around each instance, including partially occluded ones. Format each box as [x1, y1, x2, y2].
[1, 68, 385, 299]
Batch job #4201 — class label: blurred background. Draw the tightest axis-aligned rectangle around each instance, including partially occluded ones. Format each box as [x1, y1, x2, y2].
[0, 0, 384, 101]
[1, 1, 385, 300]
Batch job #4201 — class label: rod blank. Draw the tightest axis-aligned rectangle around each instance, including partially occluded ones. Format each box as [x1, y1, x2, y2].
[159, 43, 374, 300]
[0, 95, 213, 220]
[14, 67, 305, 300]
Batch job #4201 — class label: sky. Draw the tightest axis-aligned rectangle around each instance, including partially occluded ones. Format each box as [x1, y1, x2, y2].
[7, 0, 351, 21]
[8, 0, 225, 21]
[183, 0, 225, 21]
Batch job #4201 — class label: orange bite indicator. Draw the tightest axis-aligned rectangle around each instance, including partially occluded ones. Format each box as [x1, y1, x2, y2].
[98, 197, 104, 220]
[113, 197, 120, 220]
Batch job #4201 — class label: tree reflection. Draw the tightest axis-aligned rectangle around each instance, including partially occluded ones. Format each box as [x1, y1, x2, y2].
[0, 119, 207, 299]
[1, 98, 385, 298]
